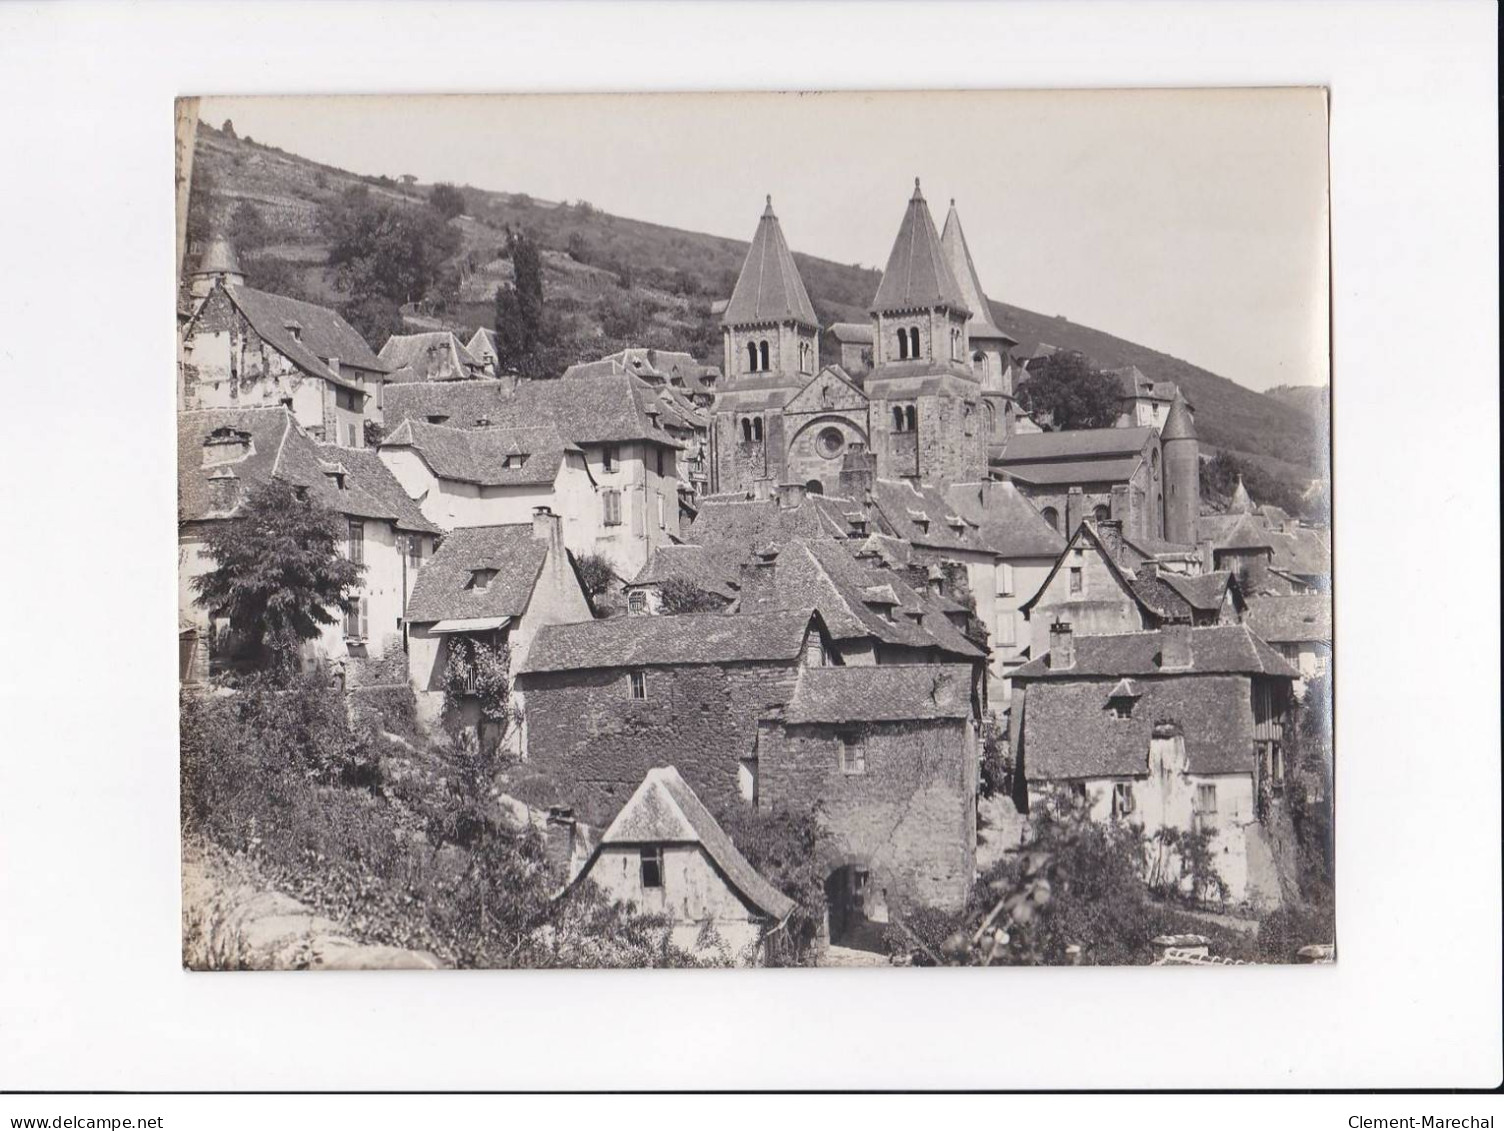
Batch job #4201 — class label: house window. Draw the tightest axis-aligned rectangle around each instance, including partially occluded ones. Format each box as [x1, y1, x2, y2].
[335, 386, 359, 412]
[628, 591, 647, 615]
[838, 733, 866, 775]
[343, 597, 368, 641]
[347, 520, 364, 565]
[467, 568, 497, 591]
[656, 490, 665, 529]
[1068, 567, 1083, 595]
[602, 488, 622, 527]
[995, 609, 1017, 646]
[407, 536, 422, 570]
[759, 341, 770, 372]
[1112, 782, 1136, 819]
[344, 421, 361, 449]
[639, 846, 663, 889]
[1108, 696, 1134, 720]
[629, 670, 647, 700]
[999, 563, 1015, 597]
[601, 444, 617, 472]
[1041, 506, 1060, 532]
[752, 417, 764, 442]
[1194, 783, 1219, 830]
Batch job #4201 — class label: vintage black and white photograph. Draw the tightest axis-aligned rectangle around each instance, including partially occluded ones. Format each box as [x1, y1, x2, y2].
[174, 89, 1334, 971]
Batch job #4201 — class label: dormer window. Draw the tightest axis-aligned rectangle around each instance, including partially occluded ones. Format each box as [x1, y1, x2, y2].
[1106, 678, 1141, 720]
[467, 568, 498, 591]
[500, 454, 527, 470]
[601, 445, 618, 472]
[426, 415, 450, 425]
[284, 320, 303, 342]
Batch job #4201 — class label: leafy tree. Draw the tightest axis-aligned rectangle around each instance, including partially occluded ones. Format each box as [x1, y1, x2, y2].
[191, 479, 364, 682]
[429, 182, 466, 221]
[185, 166, 218, 253]
[565, 231, 593, 263]
[221, 118, 237, 138]
[572, 552, 616, 615]
[241, 254, 307, 301]
[494, 227, 556, 378]
[441, 636, 514, 754]
[657, 576, 723, 614]
[978, 714, 1012, 801]
[227, 201, 272, 254]
[1015, 349, 1122, 431]
[714, 803, 830, 965]
[319, 185, 462, 306]
[338, 294, 405, 351]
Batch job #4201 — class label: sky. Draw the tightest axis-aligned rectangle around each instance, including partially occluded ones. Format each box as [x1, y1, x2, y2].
[198, 89, 1330, 391]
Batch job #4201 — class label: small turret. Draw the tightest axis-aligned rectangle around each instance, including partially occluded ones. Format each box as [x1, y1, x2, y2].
[188, 236, 244, 300]
[1161, 392, 1200, 545]
[1228, 474, 1254, 514]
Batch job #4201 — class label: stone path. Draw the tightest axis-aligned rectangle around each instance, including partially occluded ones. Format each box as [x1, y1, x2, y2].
[820, 944, 892, 968]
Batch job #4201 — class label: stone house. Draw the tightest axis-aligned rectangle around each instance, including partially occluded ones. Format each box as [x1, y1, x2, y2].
[382, 372, 684, 578]
[1020, 521, 1243, 663]
[761, 663, 979, 931]
[566, 766, 795, 964]
[1109, 366, 1187, 431]
[1244, 594, 1332, 694]
[179, 274, 392, 449]
[402, 510, 593, 734]
[1011, 622, 1300, 906]
[465, 327, 499, 375]
[178, 407, 441, 686]
[378, 332, 489, 383]
[516, 609, 836, 824]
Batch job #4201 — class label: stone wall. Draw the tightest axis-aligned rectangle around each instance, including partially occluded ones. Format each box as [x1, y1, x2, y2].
[519, 659, 802, 826]
[759, 717, 978, 912]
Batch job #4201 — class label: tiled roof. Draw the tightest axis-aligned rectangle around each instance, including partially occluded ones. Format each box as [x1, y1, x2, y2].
[683, 495, 855, 547]
[1160, 393, 1196, 441]
[179, 407, 437, 533]
[871, 180, 970, 315]
[997, 427, 1155, 462]
[867, 479, 989, 555]
[519, 609, 820, 674]
[466, 327, 498, 364]
[628, 544, 746, 599]
[722, 197, 819, 329]
[1012, 625, 1299, 681]
[1160, 571, 1238, 612]
[590, 767, 795, 923]
[404, 525, 551, 623]
[1020, 675, 1261, 779]
[380, 419, 571, 487]
[945, 480, 1069, 559]
[378, 332, 485, 382]
[224, 285, 388, 386]
[940, 202, 1013, 343]
[1217, 514, 1276, 552]
[595, 348, 719, 394]
[785, 664, 974, 724]
[1266, 525, 1331, 576]
[191, 237, 242, 278]
[383, 379, 515, 431]
[1245, 594, 1332, 644]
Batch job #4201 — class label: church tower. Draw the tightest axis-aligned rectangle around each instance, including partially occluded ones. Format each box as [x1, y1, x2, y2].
[941, 199, 1019, 450]
[711, 196, 821, 494]
[1161, 391, 1201, 545]
[866, 180, 986, 485]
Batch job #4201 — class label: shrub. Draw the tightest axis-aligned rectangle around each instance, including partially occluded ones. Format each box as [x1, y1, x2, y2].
[656, 576, 723, 614]
[572, 552, 616, 614]
[714, 803, 830, 965]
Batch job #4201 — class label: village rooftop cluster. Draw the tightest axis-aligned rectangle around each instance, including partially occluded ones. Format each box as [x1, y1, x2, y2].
[177, 177, 1332, 964]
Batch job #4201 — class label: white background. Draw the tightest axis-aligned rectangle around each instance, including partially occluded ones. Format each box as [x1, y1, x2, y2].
[0, 0, 1498, 1096]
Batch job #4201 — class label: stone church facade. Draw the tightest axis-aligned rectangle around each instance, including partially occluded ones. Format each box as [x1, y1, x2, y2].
[711, 183, 1013, 496]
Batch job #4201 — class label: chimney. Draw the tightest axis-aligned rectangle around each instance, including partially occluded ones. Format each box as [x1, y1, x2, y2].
[1066, 487, 1085, 537]
[1049, 622, 1075, 670]
[1111, 483, 1131, 524]
[1160, 621, 1193, 671]
[837, 442, 876, 497]
[532, 505, 564, 556]
[1096, 518, 1124, 562]
[926, 565, 945, 600]
[476, 415, 491, 427]
[206, 467, 240, 511]
[780, 482, 806, 509]
[751, 477, 774, 502]
[1139, 560, 1160, 581]
[327, 356, 340, 376]
[1197, 539, 1215, 576]
[202, 426, 252, 467]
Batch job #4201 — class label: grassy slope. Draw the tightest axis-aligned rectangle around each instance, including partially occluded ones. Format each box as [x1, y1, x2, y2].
[192, 123, 1325, 484]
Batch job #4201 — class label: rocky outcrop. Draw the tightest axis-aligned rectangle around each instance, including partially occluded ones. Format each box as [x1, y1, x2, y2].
[182, 839, 442, 971]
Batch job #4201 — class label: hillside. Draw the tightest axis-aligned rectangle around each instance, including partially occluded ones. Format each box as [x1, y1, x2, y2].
[185, 121, 1327, 489]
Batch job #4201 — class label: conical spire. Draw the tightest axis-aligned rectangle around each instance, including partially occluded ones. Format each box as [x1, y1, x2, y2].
[1229, 474, 1254, 513]
[193, 235, 242, 278]
[1161, 391, 1196, 442]
[722, 195, 819, 329]
[870, 179, 970, 315]
[940, 200, 1011, 341]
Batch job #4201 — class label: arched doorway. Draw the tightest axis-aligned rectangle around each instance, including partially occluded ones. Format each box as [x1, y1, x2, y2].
[805, 479, 824, 496]
[824, 864, 888, 950]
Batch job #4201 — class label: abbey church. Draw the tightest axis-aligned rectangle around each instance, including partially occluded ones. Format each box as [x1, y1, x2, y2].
[710, 180, 1202, 549]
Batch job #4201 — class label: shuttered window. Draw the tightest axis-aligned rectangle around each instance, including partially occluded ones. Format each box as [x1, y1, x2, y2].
[602, 489, 622, 527]
[347, 520, 364, 565]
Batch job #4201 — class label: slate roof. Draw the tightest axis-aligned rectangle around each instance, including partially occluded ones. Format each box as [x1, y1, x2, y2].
[405, 525, 552, 623]
[589, 767, 795, 923]
[1020, 675, 1263, 778]
[1011, 625, 1299, 680]
[998, 457, 1146, 488]
[867, 479, 991, 555]
[378, 332, 486, 382]
[222, 285, 388, 387]
[628, 544, 746, 600]
[595, 348, 719, 394]
[683, 495, 855, 547]
[1217, 514, 1277, 552]
[191, 237, 242, 278]
[178, 407, 438, 533]
[1161, 572, 1238, 612]
[945, 480, 1069, 559]
[997, 427, 1155, 462]
[871, 180, 970, 315]
[1109, 366, 1181, 404]
[1160, 393, 1196, 441]
[1264, 526, 1330, 577]
[384, 374, 680, 449]
[722, 197, 819, 329]
[519, 609, 821, 674]
[785, 664, 974, 724]
[1244, 594, 1332, 644]
[940, 202, 1014, 343]
[380, 419, 572, 487]
[466, 327, 498, 365]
